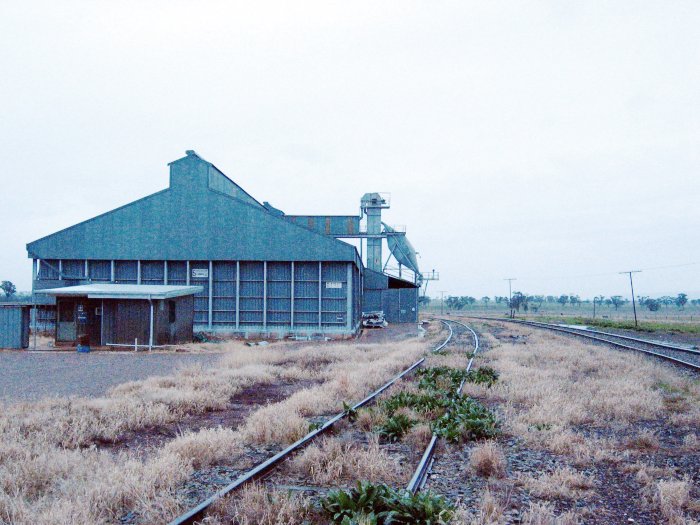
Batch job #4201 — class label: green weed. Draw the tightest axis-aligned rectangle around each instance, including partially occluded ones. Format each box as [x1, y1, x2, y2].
[321, 481, 454, 525]
[377, 414, 416, 442]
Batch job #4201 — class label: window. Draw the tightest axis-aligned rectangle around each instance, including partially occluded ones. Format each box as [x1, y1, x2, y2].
[168, 300, 177, 324]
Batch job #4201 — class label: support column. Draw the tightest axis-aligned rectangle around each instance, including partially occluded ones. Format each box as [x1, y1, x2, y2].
[186, 261, 191, 286]
[262, 261, 267, 330]
[318, 261, 322, 330]
[235, 261, 240, 330]
[110, 260, 115, 282]
[208, 260, 213, 329]
[164, 261, 168, 285]
[85, 260, 89, 281]
[58, 260, 63, 280]
[32, 259, 37, 350]
[346, 263, 353, 332]
[137, 261, 141, 284]
[290, 261, 295, 330]
[148, 298, 154, 350]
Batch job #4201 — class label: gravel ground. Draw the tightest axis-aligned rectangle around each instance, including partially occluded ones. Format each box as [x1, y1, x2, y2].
[426, 322, 700, 524]
[0, 350, 225, 403]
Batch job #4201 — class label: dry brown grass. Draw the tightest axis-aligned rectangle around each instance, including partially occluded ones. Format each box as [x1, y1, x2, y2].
[683, 433, 699, 451]
[0, 333, 435, 524]
[162, 427, 242, 469]
[521, 502, 580, 525]
[451, 489, 506, 525]
[239, 339, 427, 445]
[405, 423, 434, 452]
[208, 484, 318, 525]
[289, 434, 404, 485]
[472, 324, 700, 462]
[469, 441, 507, 479]
[625, 430, 660, 452]
[517, 467, 594, 500]
[654, 478, 693, 523]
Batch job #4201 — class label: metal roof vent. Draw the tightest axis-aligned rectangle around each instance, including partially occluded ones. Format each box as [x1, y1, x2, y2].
[185, 150, 196, 156]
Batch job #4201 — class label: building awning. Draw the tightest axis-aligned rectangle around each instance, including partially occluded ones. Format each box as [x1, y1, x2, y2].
[36, 284, 203, 300]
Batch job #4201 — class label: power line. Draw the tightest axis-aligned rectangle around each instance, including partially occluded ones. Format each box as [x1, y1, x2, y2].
[505, 261, 700, 283]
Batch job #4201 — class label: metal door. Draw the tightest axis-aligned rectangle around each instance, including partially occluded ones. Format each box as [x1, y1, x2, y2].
[57, 300, 77, 342]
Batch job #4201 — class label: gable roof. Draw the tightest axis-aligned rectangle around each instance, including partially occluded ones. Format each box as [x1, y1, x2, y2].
[27, 152, 361, 266]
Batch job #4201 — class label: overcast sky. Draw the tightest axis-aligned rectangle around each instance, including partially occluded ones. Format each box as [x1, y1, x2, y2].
[1, 1, 698, 299]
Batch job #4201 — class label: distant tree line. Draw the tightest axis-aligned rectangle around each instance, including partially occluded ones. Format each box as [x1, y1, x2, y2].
[437, 292, 694, 313]
[638, 293, 689, 311]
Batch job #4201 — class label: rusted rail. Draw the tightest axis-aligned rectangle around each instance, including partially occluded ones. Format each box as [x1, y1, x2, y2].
[406, 319, 480, 494]
[168, 320, 454, 525]
[472, 317, 700, 372]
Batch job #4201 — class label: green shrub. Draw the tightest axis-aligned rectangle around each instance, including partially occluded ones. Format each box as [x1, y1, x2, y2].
[377, 413, 416, 442]
[465, 366, 499, 386]
[416, 367, 469, 392]
[382, 391, 449, 416]
[321, 481, 454, 525]
[431, 397, 499, 442]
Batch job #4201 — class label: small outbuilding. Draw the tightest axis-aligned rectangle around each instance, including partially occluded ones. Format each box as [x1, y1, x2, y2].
[0, 304, 31, 349]
[37, 284, 202, 349]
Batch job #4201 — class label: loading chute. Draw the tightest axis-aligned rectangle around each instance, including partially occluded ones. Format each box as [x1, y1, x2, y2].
[383, 223, 420, 276]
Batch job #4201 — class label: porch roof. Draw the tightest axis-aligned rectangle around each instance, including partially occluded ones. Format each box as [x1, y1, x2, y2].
[35, 284, 203, 300]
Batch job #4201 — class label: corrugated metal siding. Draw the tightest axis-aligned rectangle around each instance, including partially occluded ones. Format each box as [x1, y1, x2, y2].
[89, 260, 111, 281]
[189, 261, 209, 325]
[0, 306, 30, 349]
[321, 262, 347, 327]
[62, 259, 85, 279]
[399, 288, 418, 323]
[239, 262, 264, 326]
[27, 154, 359, 265]
[213, 261, 236, 325]
[167, 261, 187, 285]
[363, 290, 382, 312]
[115, 261, 137, 284]
[267, 262, 291, 327]
[34, 257, 362, 334]
[38, 259, 59, 280]
[141, 261, 165, 284]
[284, 215, 360, 236]
[294, 262, 319, 327]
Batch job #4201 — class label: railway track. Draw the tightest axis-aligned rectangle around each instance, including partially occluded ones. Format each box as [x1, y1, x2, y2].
[168, 320, 456, 525]
[472, 316, 700, 372]
[406, 319, 480, 494]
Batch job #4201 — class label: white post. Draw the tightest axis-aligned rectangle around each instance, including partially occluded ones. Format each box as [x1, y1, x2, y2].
[137, 261, 142, 284]
[290, 261, 295, 330]
[318, 261, 322, 330]
[58, 260, 63, 280]
[263, 261, 267, 330]
[148, 297, 154, 351]
[208, 261, 213, 329]
[110, 260, 115, 282]
[346, 263, 353, 332]
[85, 260, 89, 281]
[235, 261, 240, 330]
[32, 259, 37, 350]
[164, 261, 169, 285]
[186, 261, 191, 286]
[100, 299, 104, 346]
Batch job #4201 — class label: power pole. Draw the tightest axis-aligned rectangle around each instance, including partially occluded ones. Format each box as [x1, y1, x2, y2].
[593, 297, 597, 319]
[439, 290, 447, 316]
[619, 270, 641, 328]
[504, 278, 516, 319]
